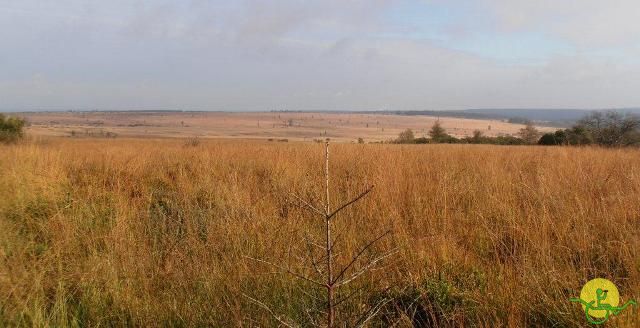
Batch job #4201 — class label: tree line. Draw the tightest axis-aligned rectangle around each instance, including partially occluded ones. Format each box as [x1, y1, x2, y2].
[394, 111, 640, 147]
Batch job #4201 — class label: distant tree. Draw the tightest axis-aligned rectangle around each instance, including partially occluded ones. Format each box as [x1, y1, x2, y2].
[428, 120, 448, 142]
[396, 129, 415, 144]
[552, 129, 568, 145]
[518, 121, 540, 144]
[0, 114, 26, 143]
[578, 111, 640, 146]
[538, 129, 572, 146]
[470, 130, 484, 144]
[357, 137, 365, 144]
[538, 133, 559, 145]
[565, 125, 593, 145]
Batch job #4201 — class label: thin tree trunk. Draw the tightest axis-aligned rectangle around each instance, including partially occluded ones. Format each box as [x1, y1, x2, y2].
[324, 141, 334, 328]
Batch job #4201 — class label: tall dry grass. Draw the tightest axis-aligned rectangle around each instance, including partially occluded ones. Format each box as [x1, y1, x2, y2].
[1, 138, 639, 327]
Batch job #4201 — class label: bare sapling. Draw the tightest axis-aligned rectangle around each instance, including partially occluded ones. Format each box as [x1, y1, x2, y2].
[245, 141, 397, 327]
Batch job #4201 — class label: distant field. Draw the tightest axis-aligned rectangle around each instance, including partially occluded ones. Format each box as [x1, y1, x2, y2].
[1, 138, 638, 326]
[18, 111, 553, 142]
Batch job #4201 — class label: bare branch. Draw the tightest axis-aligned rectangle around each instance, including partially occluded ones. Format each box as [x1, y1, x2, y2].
[296, 284, 323, 303]
[242, 293, 298, 328]
[328, 231, 343, 254]
[332, 285, 367, 308]
[244, 256, 325, 287]
[327, 187, 374, 220]
[289, 193, 325, 216]
[354, 297, 392, 328]
[336, 248, 399, 287]
[303, 308, 323, 328]
[301, 233, 325, 250]
[332, 230, 392, 284]
[303, 234, 324, 276]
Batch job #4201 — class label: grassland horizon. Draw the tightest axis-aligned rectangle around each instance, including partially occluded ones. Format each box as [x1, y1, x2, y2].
[18, 111, 553, 143]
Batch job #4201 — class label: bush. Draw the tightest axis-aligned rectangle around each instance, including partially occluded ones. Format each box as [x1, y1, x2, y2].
[435, 135, 461, 144]
[428, 121, 448, 141]
[396, 129, 415, 144]
[565, 125, 593, 145]
[470, 130, 484, 143]
[538, 133, 556, 145]
[518, 121, 540, 144]
[493, 135, 526, 145]
[0, 114, 26, 143]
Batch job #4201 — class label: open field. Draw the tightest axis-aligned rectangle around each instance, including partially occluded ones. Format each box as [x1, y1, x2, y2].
[18, 111, 553, 142]
[1, 138, 639, 326]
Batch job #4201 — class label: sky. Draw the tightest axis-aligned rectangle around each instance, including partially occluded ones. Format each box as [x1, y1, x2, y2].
[2, 0, 640, 111]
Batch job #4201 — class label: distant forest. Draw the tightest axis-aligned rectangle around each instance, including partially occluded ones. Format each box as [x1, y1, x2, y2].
[366, 108, 640, 127]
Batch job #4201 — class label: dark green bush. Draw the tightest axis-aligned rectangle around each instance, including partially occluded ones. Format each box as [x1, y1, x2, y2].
[538, 133, 556, 145]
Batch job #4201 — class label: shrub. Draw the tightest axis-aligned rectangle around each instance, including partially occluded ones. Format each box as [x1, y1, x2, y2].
[518, 121, 540, 144]
[425, 121, 462, 144]
[494, 135, 526, 145]
[0, 114, 26, 143]
[538, 133, 560, 145]
[435, 135, 460, 144]
[428, 120, 448, 141]
[462, 130, 492, 144]
[565, 125, 593, 145]
[396, 129, 415, 144]
[470, 130, 484, 143]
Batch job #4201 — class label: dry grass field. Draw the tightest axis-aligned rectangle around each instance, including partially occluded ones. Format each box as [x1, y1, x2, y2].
[19, 111, 552, 142]
[1, 137, 639, 327]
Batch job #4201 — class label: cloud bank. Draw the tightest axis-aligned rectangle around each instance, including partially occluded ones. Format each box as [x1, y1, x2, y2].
[1, 0, 640, 111]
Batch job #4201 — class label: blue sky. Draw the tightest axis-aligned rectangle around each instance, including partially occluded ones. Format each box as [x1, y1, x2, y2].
[1, 0, 640, 111]
[387, 1, 575, 63]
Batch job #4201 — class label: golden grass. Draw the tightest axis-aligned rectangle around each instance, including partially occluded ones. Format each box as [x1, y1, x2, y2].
[1, 138, 639, 327]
